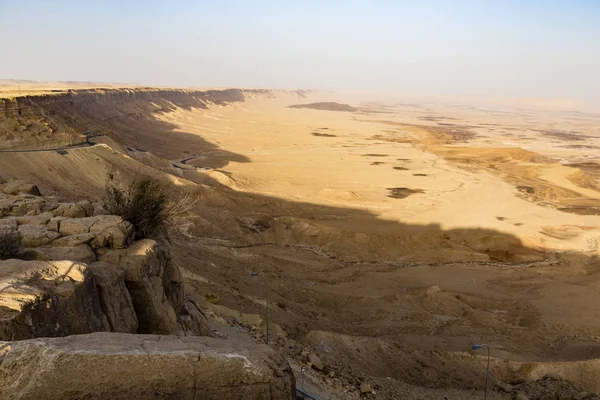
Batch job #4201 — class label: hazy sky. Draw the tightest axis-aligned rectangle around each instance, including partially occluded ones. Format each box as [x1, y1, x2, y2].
[1, 1, 599, 105]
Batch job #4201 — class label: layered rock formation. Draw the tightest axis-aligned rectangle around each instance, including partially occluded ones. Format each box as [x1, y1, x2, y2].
[0, 88, 257, 151]
[0, 332, 295, 400]
[0, 179, 208, 340]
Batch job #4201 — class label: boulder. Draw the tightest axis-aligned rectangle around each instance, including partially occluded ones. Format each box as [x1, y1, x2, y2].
[50, 233, 95, 247]
[87, 262, 138, 333]
[2, 180, 41, 196]
[59, 215, 134, 249]
[0, 332, 295, 400]
[0, 217, 18, 229]
[308, 353, 324, 371]
[16, 211, 54, 226]
[361, 382, 374, 394]
[46, 216, 64, 232]
[0, 259, 110, 340]
[53, 200, 94, 218]
[177, 298, 211, 336]
[98, 239, 179, 334]
[0, 194, 54, 216]
[93, 201, 109, 215]
[496, 381, 514, 393]
[33, 244, 97, 264]
[17, 224, 60, 247]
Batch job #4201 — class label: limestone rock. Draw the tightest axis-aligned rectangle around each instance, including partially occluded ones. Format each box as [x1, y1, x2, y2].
[19, 248, 51, 261]
[59, 215, 134, 249]
[514, 392, 530, 400]
[33, 244, 97, 264]
[361, 382, 374, 394]
[0, 259, 110, 340]
[496, 381, 514, 392]
[0, 194, 53, 216]
[177, 298, 211, 336]
[16, 211, 54, 226]
[0, 217, 18, 229]
[0, 332, 295, 400]
[308, 353, 324, 371]
[2, 180, 41, 196]
[46, 216, 64, 232]
[50, 233, 95, 247]
[98, 239, 179, 334]
[93, 201, 109, 215]
[17, 224, 60, 247]
[88, 262, 138, 332]
[53, 200, 94, 218]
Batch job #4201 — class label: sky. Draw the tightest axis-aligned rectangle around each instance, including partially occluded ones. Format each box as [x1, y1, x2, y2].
[1, 1, 599, 106]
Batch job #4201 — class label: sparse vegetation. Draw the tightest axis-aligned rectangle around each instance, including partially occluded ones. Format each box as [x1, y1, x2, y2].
[104, 176, 197, 239]
[0, 230, 22, 260]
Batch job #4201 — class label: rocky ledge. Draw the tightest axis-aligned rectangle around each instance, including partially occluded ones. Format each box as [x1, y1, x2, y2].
[0, 179, 207, 339]
[0, 332, 295, 400]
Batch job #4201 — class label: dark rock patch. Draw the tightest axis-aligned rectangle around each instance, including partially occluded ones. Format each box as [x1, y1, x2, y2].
[386, 187, 424, 199]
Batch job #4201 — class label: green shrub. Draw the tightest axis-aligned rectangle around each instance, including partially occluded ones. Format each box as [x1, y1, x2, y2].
[0, 230, 22, 260]
[104, 177, 167, 239]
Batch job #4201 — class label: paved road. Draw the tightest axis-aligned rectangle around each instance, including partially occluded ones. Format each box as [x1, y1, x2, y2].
[0, 132, 101, 153]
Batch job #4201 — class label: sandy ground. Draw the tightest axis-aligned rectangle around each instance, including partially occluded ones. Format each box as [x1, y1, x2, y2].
[1, 86, 600, 397]
[157, 95, 600, 254]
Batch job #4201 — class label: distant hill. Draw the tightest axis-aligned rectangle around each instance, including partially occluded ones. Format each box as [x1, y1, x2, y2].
[289, 102, 357, 112]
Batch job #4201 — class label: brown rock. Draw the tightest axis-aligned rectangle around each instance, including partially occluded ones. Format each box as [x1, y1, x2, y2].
[0, 217, 18, 229]
[59, 215, 134, 249]
[46, 217, 64, 232]
[98, 239, 179, 334]
[177, 298, 211, 336]
[361, 382, 373, 394]
[514, 392, 530, 400]
[33, 244, 97, 263]
[2, 180, 41, 196]
[308, 353, 324, 371]
[53, 200, 94, 218]
[0, 332, 295, 400]
[496, 381, 515, 393]
[87, 262, 138, 332]
[50, 233, 95, 247]
[16, 212, 54, 226]
[0, 259, 110, 340]
[17, 225, 60, 247]
[0, 194, 52, 216]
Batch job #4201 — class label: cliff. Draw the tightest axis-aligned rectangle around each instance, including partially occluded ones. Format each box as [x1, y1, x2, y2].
[0, 88, 268, 152]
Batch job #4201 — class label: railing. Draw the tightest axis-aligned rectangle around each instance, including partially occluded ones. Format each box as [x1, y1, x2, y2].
[295, 388, 319, 400]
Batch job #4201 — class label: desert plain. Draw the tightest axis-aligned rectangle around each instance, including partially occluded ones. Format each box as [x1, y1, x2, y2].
[1, 82, 600, 398]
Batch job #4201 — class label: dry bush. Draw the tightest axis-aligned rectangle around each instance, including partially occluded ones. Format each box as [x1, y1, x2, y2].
[0, 230, 22, 260]
[164, 191, 199, 222]
[104, 176, 197, 239]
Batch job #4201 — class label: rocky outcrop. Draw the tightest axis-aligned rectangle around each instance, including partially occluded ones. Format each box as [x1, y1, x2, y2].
[0, 332, 295, 400]
[58, 215, 134, 249]
[0, 88, 255, 151]
[53, 200, 94, 218]
[2, 179, 41, 196]
[0, 260, 111, 340]
[0, 185, 208, 339]
[98, 239, 182, 334]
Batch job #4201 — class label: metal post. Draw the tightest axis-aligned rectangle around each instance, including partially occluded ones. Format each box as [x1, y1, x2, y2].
[265, 275, 270, 345]
[472, 344, 491, 400]
[484, 344, 490, 400]
[251, 272, 269, 345]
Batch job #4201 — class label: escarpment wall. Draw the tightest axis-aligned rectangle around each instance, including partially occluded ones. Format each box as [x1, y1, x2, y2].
[0, 88, 265, 152]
